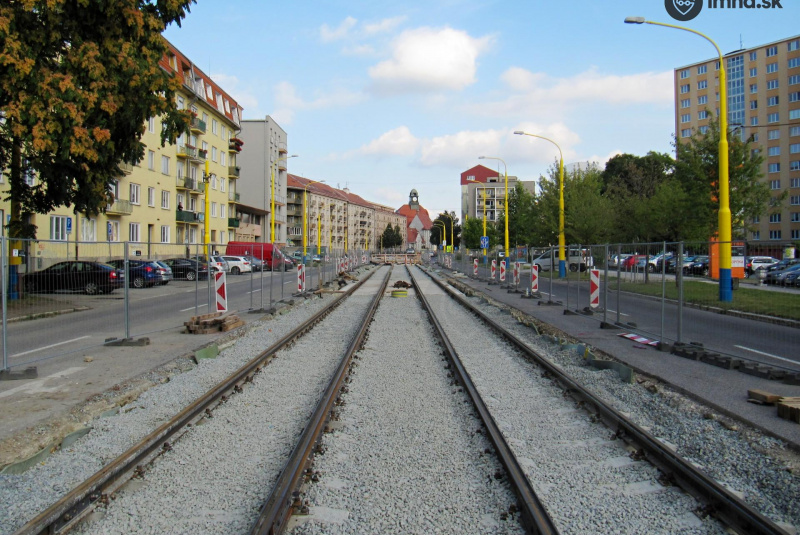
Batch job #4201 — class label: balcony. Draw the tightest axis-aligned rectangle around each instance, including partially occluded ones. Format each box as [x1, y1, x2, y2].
[228, 166, 240, 178]
[177, 145, 196, 159]
[119, 161, 134, 175]
[176, 210, 200, 223]
[228, 218, 240, 228]
[228, 137, 243, 153]
[229, 191, 240, 202]
[190, 116, 207, 134]
[106, 199, 133, 215]
[196, 149, 207, 162]
[176, 176, 196, 190]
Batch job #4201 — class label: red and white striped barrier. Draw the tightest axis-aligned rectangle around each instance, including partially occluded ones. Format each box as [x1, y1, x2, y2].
[531, 264, 539, 293]
[514, 262, 520, 285]
[214, 271, 227, 312]
[297, 264, 306, 293]
[473, 258, 478, 276]
[499, 260, 506, 282]
[491, 259, 496, 279]
[590, 269, 600, 308]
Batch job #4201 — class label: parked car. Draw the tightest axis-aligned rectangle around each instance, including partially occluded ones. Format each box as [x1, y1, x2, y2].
[225, 242, 289, 271]
[107, 259, 168, 288]
[607, 254, 632, 269]
[220, 255, 252, 275]
[154, 261, 172, 285]
[684, 256, 710, 276]
[765, 258, 800, 273]
[244, 255, 263, 272]
[746, 256, 780, 277]
[192, 255, 228, 273]
[782, 268, 800, 287]
[666, 255, 697, 274]
[24, 261, 125, 295]
[162, 258, 209, 281]
[764, 263, 800, 285]
[532, 248, 594, 272]
[621, 254, 646, 270]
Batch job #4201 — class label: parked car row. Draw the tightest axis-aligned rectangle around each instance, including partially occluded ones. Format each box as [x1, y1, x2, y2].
[764, 262, 800, 286]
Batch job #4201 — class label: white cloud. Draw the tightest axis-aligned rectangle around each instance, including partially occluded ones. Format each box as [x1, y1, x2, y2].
[359, 126, 420, 156]
[470, 67, 673, 120]
[420, 128, 507, 167]
[320, 16, 357, 42]
[363, 16, 408, 35]
[271, 81, 364, 125]
[369, 27, 493, 94]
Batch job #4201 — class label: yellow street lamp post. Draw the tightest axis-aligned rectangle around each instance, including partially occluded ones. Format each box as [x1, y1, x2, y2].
[513, 131, 566, 278]
[440, 212, 455, 253]
[478, 156, 509, 261]
[625, 16, 732, 302]
[270, 154, 298, 244]
[202, 160, 215, 258]
[303, 180, 325, 261]
[433, 221, 447, 251]
[481, 187, 488, 261]
[317, 211, 321, 256]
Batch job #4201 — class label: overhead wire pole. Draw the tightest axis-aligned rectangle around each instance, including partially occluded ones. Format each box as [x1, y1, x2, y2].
[624, 16, 732, 302]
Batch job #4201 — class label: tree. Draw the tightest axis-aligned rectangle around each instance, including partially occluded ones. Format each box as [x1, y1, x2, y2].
[674, 116, 771, 240]
[1, 0, 196, 238]
[430, 211, 460, 248]
[380, 223, 402, 249]
[393, 225, 403, 248]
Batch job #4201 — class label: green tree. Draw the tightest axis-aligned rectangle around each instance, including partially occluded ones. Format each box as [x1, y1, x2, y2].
[392, 224, 403, 248]
[1, 0, 196, 238]
[430, 211, 460, 249]
[674, 116, 771, 240]
[380, 223, 395, 249]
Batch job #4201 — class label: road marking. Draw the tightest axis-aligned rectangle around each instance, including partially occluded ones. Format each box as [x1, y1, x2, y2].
[0, 367, 85, 398]
[180, 305, 209, 312]
[606, 309, 630, 317]
[11, 336, 91, 358]
[248, 289, 262, 294]
[734, 345, 795, 364]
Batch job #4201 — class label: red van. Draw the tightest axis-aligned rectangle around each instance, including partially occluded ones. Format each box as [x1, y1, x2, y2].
[225, 242, 293, 271]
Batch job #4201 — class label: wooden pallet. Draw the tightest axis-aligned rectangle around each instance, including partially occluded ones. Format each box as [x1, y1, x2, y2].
[184, 312, 245, 334]
[777, 397, 800, 424]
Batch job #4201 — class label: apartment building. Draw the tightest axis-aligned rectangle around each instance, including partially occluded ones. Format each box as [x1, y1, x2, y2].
[373, 203, 408, 249]
[237, 116, 290, 244]
[460, 165, 534, 224]
[1, 39, 243, 259]
[674, 35, 800, 243]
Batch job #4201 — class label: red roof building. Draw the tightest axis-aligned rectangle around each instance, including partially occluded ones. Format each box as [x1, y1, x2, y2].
[396, 189, 434, 250]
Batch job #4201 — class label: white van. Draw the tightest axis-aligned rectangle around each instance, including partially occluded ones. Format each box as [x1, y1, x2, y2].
[532, 248, 594, 272]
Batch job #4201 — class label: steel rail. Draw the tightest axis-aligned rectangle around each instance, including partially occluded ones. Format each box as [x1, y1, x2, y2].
[407, 266, 560, 535]
[250, 266, 392, 535]
[419, 267, 790, 535]
[13, 268, 379, 535]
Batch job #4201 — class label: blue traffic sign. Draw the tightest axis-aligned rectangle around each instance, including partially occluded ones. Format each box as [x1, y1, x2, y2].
[480, 236, 489, 249]
[66, 217, 72, 234]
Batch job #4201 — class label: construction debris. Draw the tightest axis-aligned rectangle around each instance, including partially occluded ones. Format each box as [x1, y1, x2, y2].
[777, 397, 800, 424]
[392, 280, 412, 289]
[747, 389, 782, 405]
[184, 312, 245, 334]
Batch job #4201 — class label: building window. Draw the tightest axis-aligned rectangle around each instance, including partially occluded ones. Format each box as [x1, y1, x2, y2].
[793, 230, 800, 240]
[698, 95, 708, 105]
[211, 146, 217, 162]
[220, 178, 225, 192]
[81, 218, 96, 242]
[751, 117, 759, 126]
[697, 65, 707, 74]
[680, 84, 690, 94]
[791, 143, 800, 154]
[177, 193, 184, 208]
[130, 183, 140, 204]
[50, 216, 68, 241]
[680, 69, 690, 79]
[770, 179, 781, 189]
[211, 119, 218, 135]
[791, 176, 800, 185]
[108, 221, 119, 242]
[147, 150, 155, 170]
[221, 204, 227, 218]
[752, 133, 760, 142]
[161, 225, 170, 243]
[768, 113, 779, 123]
[768, 146, 781, 156]
[767, 79, 779, 90]
[161, 190, 170, 209]
[220, 152, 226, 166]
[790, 109, 800, 120]
[715, 61, 720, 70]
[129, 223, 140, 242]
[769, 213, 781, 223]
[791, 92, 800, 102]
[768, 96, 779, 106]
[752, 231, 760, 240]
[792, 126, 800, 136]
[750, 67, 757, 77]
[792, 196, 800, 205]
[750, 100, 758, 110]
[698, 126, 709, 134]
[681, 98, 691, 108]
[211, 175, 217, 189]
[792, 212, 800, 222]
[789, 58, 800, 69]
[148, 117, 155, 133]
[697, 80, 708, 90]
[790, 40, 800, 52]
[681, 128, 692, 138]
[148, 187, 155, 207]
[753, 215, 760, 224]
[211, 202, 217, 217]
[698, 110, 709, 119]
[769, 164, 781, 173]
[161, 155, 169, 175]
[766, 63, 778, 74]
[768, 129, 780, 140]
[750, 84, 758, 94]
[749, 51, 757, 61]
[681, 113, 691, 123]
[766, 46, 778, 57]
[769, 230, 782, 240]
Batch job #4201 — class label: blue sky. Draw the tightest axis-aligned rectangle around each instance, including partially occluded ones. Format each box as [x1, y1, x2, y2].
[164, 0, 800, 218]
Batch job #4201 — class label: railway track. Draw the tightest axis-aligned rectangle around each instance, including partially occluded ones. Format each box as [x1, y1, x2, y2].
[5, 262, 797, 534]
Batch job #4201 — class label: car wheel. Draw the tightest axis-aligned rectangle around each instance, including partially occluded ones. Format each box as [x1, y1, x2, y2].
[231, 266, 240, 275]
[132, 276, 145, 288]
[186, 271, 196, 281]
[569, 263, 578, 272]
[85, 282, 99, 295]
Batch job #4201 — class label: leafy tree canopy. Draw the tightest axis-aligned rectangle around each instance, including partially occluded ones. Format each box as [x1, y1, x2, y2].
[1, 0, 196, 237]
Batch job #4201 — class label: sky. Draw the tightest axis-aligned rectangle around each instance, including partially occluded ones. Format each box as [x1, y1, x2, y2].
[163, 0, 800, 219]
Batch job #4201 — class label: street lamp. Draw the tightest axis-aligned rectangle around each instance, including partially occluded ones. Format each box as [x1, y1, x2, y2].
[270, 154, 298, 244]
[478, 156, 509, 260]
[625, 16, 732, 302]
[440, 212, 455, 253]
[303, 180, 325, 261]
[433, 221, 447, 250]
[513, 131, 566, 278]
[202, 160, 216, 258]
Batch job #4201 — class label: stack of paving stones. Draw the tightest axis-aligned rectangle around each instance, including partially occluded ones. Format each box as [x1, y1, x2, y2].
[184, 312, 245, 334]
[673, 342, 800, 385]
[747, 389, 800, 424]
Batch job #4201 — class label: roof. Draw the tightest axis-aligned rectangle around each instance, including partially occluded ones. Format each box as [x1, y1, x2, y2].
[396, 204, 434, 230]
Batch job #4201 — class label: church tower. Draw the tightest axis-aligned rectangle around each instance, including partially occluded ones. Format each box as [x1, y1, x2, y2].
[409, 189, 419, 211]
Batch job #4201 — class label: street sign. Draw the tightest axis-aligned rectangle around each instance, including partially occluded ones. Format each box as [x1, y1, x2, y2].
[473, 258, 478, 276]
[214, 272, 227, 312]
[590, 269, 600, 308]
[66, 217, 72, 234]
[480, 236, 489, 249]
[107, 222, 113, 240]
[531, 265, 539, 292]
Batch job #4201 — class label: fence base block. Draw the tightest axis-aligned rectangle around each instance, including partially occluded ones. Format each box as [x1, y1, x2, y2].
[585, 352, 635, 384]
[0, 366, 38, 381]
[104, 337, 150, 347]
[538, 300, 561, 306]
[600, 322, 621, 330]
[563, 309, 579, 316]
